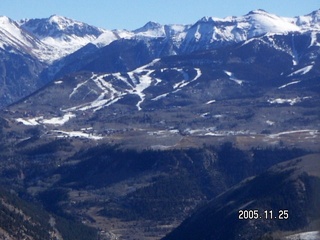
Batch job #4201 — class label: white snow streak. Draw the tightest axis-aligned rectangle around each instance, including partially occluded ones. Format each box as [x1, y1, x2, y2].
[64, 73, 126, 112]
[268, 130, 318, 138]
[224, 71, 244, 85]
[16, 117, 42, 126]
[51, 130, 103, 140]
[173, 68, 202, 89]
[152, 93, 169, 101]
[309, 32, 320, 47]
[206, 100, 216, 104]
[69, 80, 90, 99]
[64, 59, 162, 111]
[128, 70, 154, 110]
[268, 96, 311, 105]
[152, 68, 202, 102]
[278, 81, 301, 89]
[287, 65, 313, 77]
[266, 120, 275, 126]
[41, 112, 76, 125]
[16, 112, 76, 126]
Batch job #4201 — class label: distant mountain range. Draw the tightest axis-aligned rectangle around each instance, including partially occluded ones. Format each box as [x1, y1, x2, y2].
[2, 9, 318, 147]
[0, 9, 319, 108]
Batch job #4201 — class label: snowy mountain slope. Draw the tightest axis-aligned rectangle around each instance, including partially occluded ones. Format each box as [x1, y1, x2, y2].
[19, 15, 106, 63]
[0, 9, 319, 110]
[19, 15, 103, 38]
[295, 9, 320, 31]
[47, 9, 320, 83]
[48, 28, 320, 96]
[89, 9, 320, 52]
[0, 15, 109, 107]
[179, 9, 310, 52]
[0, 16, 46, 55]
[133, 21, 189, 43]
[0, 16, 47, 107]
[0, 15, 108, 64]
[1, 9, 319, 64]
[8, 35, 320, 145]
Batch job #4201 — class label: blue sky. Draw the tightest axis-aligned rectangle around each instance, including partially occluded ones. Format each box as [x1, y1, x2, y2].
[1, 0, 319, 30]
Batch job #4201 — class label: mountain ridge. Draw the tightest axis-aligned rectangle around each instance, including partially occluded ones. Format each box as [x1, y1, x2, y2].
[1, 9, 319, 63]
[163, 154, 320, 240]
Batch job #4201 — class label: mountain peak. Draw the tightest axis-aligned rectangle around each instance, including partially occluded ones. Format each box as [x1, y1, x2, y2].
[133, 21, 165, 38]
[307, 9, 320, 23]
[295, 9, 320, 30]
[47, 15, 80, 30]
[198, 9, 271, 24]
[0, 15, 11, 22]
[308, 9, 320, 17]
[198, 16, 214, 22]
[48, 14, 68, 24]
[20, 15, 103, 39]
[0, 16, 15, 25]
[134, 21, 162, 33]
[144, 21, 162, 28]
[247, 9, 269, 15]
[17, 15, 105, 63]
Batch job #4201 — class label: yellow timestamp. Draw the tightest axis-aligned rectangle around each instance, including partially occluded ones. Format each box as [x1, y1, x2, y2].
[238, 210, 289, 220]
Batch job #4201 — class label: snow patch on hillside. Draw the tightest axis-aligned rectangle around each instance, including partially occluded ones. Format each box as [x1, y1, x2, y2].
[206, 100, 216, 104]
[41, 112, 76, 125]
[173, 68, 202, 89]
[16, 112, 75, 126]
[268, 129, 318, 138]
[16, 117, 42, 126]
[288, 65, 313, 76]
[268, 96, 311, 105]
[224, 71, 244, 85]
[51, 130, 103, 140]
[92, 30, 121, 47]
[128, 70, 154, 110]
[309, 32, 320, 47]
[278, 81, 301, 89]
[64, 59, 162, 112]
[38, 34, 99, 62]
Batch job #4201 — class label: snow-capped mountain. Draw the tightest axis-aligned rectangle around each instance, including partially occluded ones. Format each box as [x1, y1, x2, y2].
[133, 21, 188, 41]
[0, 15, 107, 63]
[0, 16, 45, 55]
[1, 9, 320, 63]
[51, 9, 320, 80]
[0, 9, 319, 109]
[90, 9, 320, 53]
[295, 9, 320, 31]
[0, 16, 46, 106]
[0, 15, 107, 107]
[20, 15, 103, 38]
[179, 9, 318, 52]
[19, 15, 106, 63]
